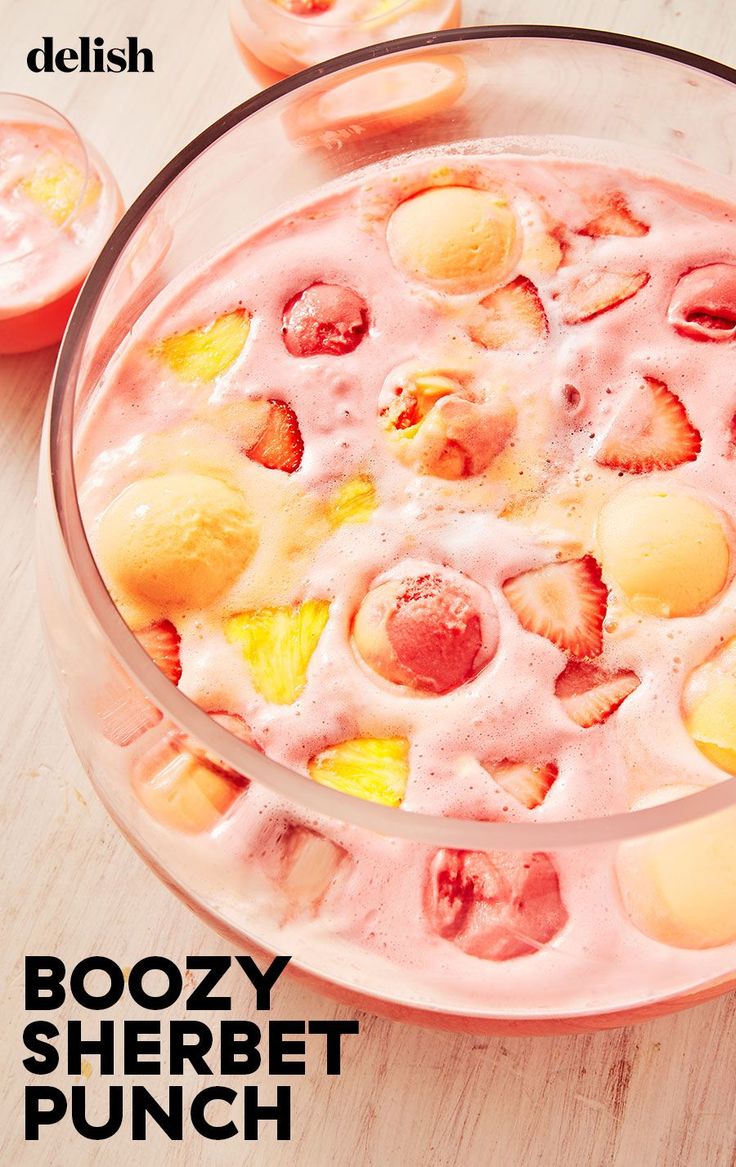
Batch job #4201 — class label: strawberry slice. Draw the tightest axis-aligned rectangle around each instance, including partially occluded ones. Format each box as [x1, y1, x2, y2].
[180, 710, 259, 782]
[136, 620, 182, 685]
[595, 376, 701, 473]
[561, 270, 649, 324]
[98, 621, 180, 747]
[467, 276, 548, 351]
[208, 711, 257, 743]
[580, 195, 648, 238]
[503, 555, 608, 659]
[484, 759, 558, 809]
[245, 400, 303, 473]
[555, 661, 640, 727]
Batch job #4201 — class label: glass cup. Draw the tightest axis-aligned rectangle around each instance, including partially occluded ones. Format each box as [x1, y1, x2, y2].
[0, 94, 123, 354]
[229, 0, 461, 82]
[38, 28, 736, 1033]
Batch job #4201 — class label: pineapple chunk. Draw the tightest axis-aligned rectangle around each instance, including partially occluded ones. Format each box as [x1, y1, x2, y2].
[277, 824, 347, 915]
[19, 157, 86, 226]
[133, 747, 246, 834]
[308, 736, 409, 806]
[328, 474, 377, 527]
[225, 599, 330, 704]
[156, 310, 251, 382]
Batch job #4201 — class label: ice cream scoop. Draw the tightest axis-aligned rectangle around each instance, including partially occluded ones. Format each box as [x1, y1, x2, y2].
[386, 185, 520, 293]
[596, 488, 730, 617]
[684, 638, 736, 776]
[379, 367, 516, 479]
[352, 567, 497, 694]
[616, 785, 736, 949]
[282, 282, 368, 356]
[668, 263, 736, 341]
[98, 472, 258, 610]
[426, 848, 568, 960]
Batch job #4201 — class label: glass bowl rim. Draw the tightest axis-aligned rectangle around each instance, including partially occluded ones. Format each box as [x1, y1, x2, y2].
[0, 91, 93, 269]
[48, 24, 736, 852]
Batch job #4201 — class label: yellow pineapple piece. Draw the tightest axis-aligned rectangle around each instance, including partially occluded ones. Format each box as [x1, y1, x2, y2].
[277, 825, 347, 916]
[19, 156, 86, 226]
[156, 310, 251, 382]
[328, 474, 377, 527]
[308, 736, 409, 806]
[133, 746, 246, 834]
[225, 599, 329, 704]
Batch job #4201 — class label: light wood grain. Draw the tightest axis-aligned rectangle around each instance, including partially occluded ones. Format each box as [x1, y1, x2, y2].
[2, 1, 736, 1164]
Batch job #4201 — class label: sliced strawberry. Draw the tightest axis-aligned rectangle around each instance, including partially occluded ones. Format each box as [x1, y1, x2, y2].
[561, 270, 649, 324]
[484, 759, 558, 809]
[555, 661, 640, 728]
[245, 400, 303, 473]
[503, 555, 608, 659]
[580, 195, 648, 238]
[135, 620, 182, 685]
[208, 710, 258, 743]
[596, 376, 701, 473]
[468, 276, 548, 351]
[180, 710, 259, 782]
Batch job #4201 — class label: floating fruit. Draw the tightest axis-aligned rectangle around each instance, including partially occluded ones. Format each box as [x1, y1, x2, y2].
[133, 740, 248, 834]
[226, 599, 330, 704]
[561, 270, 649, 324]
[503, 555, 608, 659]
[308, 736, 409, 806]
[555, 661, 640, 728]
[580, 194, 648, 238]
[327, 474, 377, 527]
[135, 620, 182, 685]
[156, 310, 250, 381]
[467, 275, 548, 352]
[483, 759, 558, 809]
[245, 400, 304, 473]
[595, 376, 701, 474]
[265, 823, 347, 917]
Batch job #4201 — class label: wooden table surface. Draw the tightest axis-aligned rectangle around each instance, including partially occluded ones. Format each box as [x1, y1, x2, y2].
[2, 1, 736, 1164]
